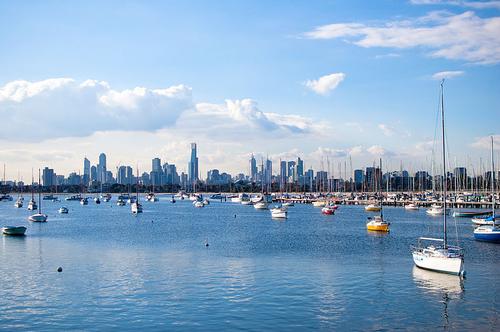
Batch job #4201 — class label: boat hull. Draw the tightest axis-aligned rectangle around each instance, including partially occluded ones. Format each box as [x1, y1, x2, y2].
[473, 227, 500, 243]
[365, 206, 381, 212]
[366, 223, 389, 232]
[254, 202, 268, 209]
[412, 252, 464, 276]
[2, 226, 27, 236]
[29, 214, 48, 222]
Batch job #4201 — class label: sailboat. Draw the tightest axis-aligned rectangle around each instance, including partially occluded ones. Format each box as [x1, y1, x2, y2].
[366, 159, 390, 232]
[473, 136, 500, 242]
[27, 171, 37, 211]
[131, 167, 143, 214]
[29, 169, 48, 222]
[412, 80, 464, 276]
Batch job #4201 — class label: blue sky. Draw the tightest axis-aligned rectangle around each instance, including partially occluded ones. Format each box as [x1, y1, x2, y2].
[0, 0, 499, 178]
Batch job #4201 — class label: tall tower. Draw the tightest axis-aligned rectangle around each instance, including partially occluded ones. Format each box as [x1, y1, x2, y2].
[98, 153, 107, 183]
[188, 143, 198, 182]
[83, 157, 90, 185]
[250, 154, 257, 181]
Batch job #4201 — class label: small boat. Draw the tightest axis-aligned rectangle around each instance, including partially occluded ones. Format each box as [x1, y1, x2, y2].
[471, 215, 497, 226]
[366, 215, 389, 232]
[210, 193, 224, 200]
[171, 196, 176, 203]
[270, 206, 287, 219]
[2, 226, 27, 236]
[254, 201, 269, 210]
[80, 198, 88, 205]
[102, 193, 111, 202]
[426, 206, 445, 215]
[42, 194, 55, 200]
[404, 203, 419, 210]
[27, 199, 37, 210]
[365, 203, 381, 212]
[58, 207, 69, 214]
[29, 169, 48, 223]
[202, 199, 210, 205]
[14, 199, 23, 208]
[117, 198, 126, 206]
[452, 210, 489, 218]
[131, 202, 143, 213]
[241, 199, 253, 205]
[473, 137, 500, 243]
[94, 196, 101, 204]
[146, 193, 158, 202]
[65, 194, 82, 201]
[312, 200, 327, 207]
[194, 201, 204, 208]
[321, 206, 335, 215]
[282, 202, 294, 207]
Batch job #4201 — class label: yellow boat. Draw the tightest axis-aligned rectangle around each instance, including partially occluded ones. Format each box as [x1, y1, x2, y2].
[366, 215, 390, 232]
[365, 203, 381, 212]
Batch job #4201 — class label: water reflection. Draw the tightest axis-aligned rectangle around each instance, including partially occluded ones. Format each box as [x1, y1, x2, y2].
[412, 267, 464, 329]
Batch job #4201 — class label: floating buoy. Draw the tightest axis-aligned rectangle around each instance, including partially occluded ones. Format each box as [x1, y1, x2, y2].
[57, 267, 63, 272]
[205, 240, 209, 247]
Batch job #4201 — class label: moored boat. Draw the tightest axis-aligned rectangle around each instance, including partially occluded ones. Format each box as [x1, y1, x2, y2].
[2, 226, 27, 236]
[58, 207, 69, 214]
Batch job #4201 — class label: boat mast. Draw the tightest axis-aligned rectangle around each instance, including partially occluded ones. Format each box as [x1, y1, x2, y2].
[38, 168, 42, 213]
[441, 80, 447, 248]
[380, 158, 383, 219]
[491, 136, 496, 225]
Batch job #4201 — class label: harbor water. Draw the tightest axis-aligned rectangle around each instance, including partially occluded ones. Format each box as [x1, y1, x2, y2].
[1, 197, 499, 331]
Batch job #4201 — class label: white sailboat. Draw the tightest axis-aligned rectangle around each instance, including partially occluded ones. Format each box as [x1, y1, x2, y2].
[131, 167, 143, 214]
[29, 169, 48, 222]
[412, 80, 464, 276]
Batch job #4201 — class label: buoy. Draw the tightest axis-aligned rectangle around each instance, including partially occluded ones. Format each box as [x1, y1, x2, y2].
[205, 240, 209, 247]
[57, 267, 63, 272]
[234, 214, 236, 218]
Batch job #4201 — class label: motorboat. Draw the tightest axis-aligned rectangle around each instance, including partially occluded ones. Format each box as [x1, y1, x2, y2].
[365, 203, 381, 212]
[405, 203, 419, 210]
[14, 199, 23, 208]
[202, 199, 210, 205]
[270, 206, 287, 219]
[58, 207, 69, 214]
[282, 202, 294, 207]
[194, 201, 204, 208]
[312, 200, 327, 207]
[42, 194, 56, 200]
[65, 194, 82, 201]
[117, 198, 126, 206]
[321, 206, 335, 215]
[254, 201, 269, 209]
[94, 197, 101, 204]
[27, 199, 37, 211]
[427, 206, 445, 215]
[80, 197, 89, 205]
[2, 226, 27, 236]
[452, 210, 489, 218]
[146, 193, 159, 202]
[471, 215, 497, 226]
[29, 213, 48, 222]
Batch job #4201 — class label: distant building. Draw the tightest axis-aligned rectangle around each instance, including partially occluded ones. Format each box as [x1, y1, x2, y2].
[250, 154, 257, 181]
[90, 165, 97, 182]
[354, 169, 364, 185]
[83, 157, 90, 185]
[296, 158, 304, 180]
[188, 143, 199, 183]
[42, 167, 55, 186]
[97, 153, 107, 183]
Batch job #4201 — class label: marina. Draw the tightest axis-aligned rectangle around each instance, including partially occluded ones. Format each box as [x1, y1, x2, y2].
[1, 195, 499, 330]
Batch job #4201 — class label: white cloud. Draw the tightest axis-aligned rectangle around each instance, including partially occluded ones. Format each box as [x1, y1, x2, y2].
[304, 11, 500, 64]
[191, 99, 324, 135]
[378, 124, 396, 136]
[304, 73, 346, 95]
[410, 0, 500, 9]
[432, 70, 465, 79]
[367, 145, 396, 157]
[470, 134, 500, 149]
[0, 78, 193, 141]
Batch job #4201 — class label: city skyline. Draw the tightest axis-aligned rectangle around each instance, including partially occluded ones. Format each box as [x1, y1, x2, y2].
[0, 1, 499, 180]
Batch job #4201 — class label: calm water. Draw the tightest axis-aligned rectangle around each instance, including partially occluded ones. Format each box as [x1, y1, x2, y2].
[1, 196, 499, 331]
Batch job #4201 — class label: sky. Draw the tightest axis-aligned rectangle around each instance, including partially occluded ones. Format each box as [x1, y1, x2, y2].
[0, 0, 499, 180]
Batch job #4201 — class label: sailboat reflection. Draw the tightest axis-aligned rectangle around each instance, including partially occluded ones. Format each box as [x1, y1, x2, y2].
[412, 266, 464, 328]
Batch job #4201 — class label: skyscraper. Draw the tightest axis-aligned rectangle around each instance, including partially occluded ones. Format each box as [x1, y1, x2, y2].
[83, 157, 90, 185]
[296, 157, 304, 180]
[188, 143, 198, 182]
[250, 154, 257, 181]
[98, 153, 107, 183]
[151, 158, 162, 186]
[280, 160, 287, 189]
[42, 167, 55, 186]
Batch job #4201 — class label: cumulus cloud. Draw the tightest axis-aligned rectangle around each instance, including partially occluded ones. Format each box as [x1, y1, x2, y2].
[304, 73, 346, 95]
[303, 11, 500, 64]
[432, 70, 465, 79]
[0, 78, 193, 141]
[378, 124, 396, 137]
[367, 145, 396, 157]
[191, 99, 323, 135]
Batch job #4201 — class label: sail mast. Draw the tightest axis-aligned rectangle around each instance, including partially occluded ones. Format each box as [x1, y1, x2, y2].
[441, 80, 447, 248]
[491, 136, 496, 225]
[38, 168, 42, 214]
